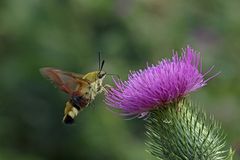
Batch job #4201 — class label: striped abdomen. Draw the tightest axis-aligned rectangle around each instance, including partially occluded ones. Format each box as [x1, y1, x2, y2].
[63, 96, 90, 124]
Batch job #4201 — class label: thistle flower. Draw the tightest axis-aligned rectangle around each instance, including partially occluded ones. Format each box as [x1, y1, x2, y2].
[105, 46, 215, 116]
[105, 46, 233, 160]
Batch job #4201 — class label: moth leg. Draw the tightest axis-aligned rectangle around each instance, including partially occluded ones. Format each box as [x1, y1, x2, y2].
[104, 84, 112, 88]
[103, 84, 112, 93]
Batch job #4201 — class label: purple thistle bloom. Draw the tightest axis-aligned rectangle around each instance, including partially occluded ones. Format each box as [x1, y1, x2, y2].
[105, 46, 216, 117]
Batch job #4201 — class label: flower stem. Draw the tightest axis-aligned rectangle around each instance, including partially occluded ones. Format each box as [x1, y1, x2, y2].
[145, 100, 234, 160]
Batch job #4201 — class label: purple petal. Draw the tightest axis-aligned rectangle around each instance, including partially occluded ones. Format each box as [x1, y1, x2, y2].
[105, 46, 217, 116]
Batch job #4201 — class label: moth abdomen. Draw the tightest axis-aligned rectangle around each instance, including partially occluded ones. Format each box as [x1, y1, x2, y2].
[63, 96, 90, 124]
[63, 114, 74, 124]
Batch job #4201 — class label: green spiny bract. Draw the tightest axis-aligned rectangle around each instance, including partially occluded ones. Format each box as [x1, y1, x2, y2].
[146, 100, 234, 160]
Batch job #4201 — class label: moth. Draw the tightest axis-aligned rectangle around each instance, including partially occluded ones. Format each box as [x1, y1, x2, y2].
[40, 54, 107, 124]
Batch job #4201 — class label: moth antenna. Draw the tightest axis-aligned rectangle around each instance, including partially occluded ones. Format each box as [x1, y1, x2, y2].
[100, 60, 105, 72]
[98, 51, 101, 71]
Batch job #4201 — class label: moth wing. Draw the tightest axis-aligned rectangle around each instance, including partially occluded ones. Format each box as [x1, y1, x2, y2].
[40, 67, 89, 94]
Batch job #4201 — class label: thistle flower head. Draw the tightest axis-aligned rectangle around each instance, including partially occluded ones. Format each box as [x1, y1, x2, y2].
[105, 46, 216, 116]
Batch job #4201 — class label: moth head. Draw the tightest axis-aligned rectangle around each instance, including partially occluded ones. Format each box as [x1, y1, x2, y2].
[98, 70, 106, 79]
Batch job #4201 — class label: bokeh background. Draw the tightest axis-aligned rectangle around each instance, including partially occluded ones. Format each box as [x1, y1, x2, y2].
[0, 0, 240, 159]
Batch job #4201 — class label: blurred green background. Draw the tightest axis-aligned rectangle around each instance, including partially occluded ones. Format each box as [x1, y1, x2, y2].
[0, 0, 240, 159]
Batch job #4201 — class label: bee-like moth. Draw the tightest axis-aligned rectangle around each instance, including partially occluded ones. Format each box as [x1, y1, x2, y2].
[40, 57, 108, 124]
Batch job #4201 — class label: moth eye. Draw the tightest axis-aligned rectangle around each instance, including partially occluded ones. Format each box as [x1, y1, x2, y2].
[97, 74, 102, 78]
[98, 72, 106, 78]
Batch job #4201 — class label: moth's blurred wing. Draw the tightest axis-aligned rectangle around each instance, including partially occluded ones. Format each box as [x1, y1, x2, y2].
[40, 67, 89, 94]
